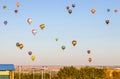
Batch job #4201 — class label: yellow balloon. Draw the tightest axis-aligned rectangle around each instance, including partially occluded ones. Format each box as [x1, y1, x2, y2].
[31, 55, 36, 61]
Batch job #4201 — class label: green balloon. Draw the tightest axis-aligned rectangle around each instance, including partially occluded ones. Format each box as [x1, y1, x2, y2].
[55, 38, 59, 41]
[61, 45, 66, 50]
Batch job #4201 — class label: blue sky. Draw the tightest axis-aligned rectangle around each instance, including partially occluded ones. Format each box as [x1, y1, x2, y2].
[0, 0, 120, 66]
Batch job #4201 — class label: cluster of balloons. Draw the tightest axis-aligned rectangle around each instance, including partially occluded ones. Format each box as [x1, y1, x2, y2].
[27, 18, 45, 35]
[14, 2, 20, 14]
[28, 51, 36, 61]
[87, 50, 92, 63]
[66, 4, 75, 14]
[16, 42, 24, 49]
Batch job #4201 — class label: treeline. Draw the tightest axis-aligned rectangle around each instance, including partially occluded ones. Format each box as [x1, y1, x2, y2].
[14, 66, 120, 79]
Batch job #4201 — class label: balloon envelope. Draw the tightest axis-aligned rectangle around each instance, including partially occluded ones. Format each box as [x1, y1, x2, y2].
[4, 21, 8, 25]
[40, 24, 45, 30]
[27, 18, 32, 24]
[16, 2, 20, 7]
[88, 58, 92, 63]
[55, 38, 59, 41]
[61, 45, 66, 50]
[87, 50, 91, 54]
[72, 4, 75, 8]
[28, 51, 32, 55]
[114, 9, 118, 13]
[107, 9, 110, 12]
[14, 10, 18, 13]
[66, 6, 69, 10]
[16, 42, 20, 47]
[72, 40, 77, 46]
[105, 20, 109, 24]
[91, 9, 96, 14]
[19, 44, 24, 49]
[32, 29, 37, 35]
[3, 5, 7, 9]
[68, 9, 72, 14]
[31, 55, 36, 61]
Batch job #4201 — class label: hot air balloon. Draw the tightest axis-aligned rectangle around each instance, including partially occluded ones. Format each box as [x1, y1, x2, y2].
[61, 45, 66, 50]
[19, 44, 24, 49]
[91, 8, 96, 14]
[28, 51, 32, 55]
[105, 20, 110, 25]
[16, 42, 20, 47]
[16, 2, 20, 7]
[107, 9, 110, 12]
[14, 10, 18, 13]
[66, 6, 69, 10]
[32, 29, 37, 35]
[88, 57, 92, 63]
[68, 9, 72, 14]
[87, 50, 91, 54]
[3, 5, 7, 10]
[4, 21, 8, 25]
[31, 55, 36, 61]
[55, 38, 59, 41]
[27, 18, 32, 25]
[40, 24, 45, 30]
[72, 40, 77, 46]
[114, 9, 118, 13]
[72, 4, 75, 8]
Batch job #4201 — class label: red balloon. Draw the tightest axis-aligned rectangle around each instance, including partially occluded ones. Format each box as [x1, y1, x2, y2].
[87, 50, 91, 54]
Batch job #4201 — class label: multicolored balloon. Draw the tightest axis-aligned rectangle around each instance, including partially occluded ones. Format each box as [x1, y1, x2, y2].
[31, 55, 36, 61]
[27, 18, 32, 25]
[40, 24, 45, 30]
[68, 9, 72, 14]
[32, 29, 37, 35]
[91, 8, 96, 14]
[72, 40, 77, 46]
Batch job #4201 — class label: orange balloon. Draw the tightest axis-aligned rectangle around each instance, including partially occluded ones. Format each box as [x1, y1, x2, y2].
[40, 24, 45, 30]
[16, 2, 20, 7]
[91, 9, 96, 14]
[72, 40, 77, 46]
[19, 44, 24, 49]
